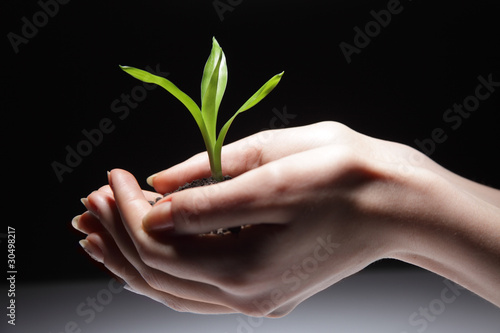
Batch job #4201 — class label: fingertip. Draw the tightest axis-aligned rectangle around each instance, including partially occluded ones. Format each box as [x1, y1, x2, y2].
[108, 168, 126, 188]
[107, 169, 114, 187]
[71, 215, 83, 233]
[142, 201, 174, 233]
[146, 173, 158, 187]
[107, 169, 152, 222]
[108, 169, 138, 196]
[150, 154, 213, 194]
[80, 236, 104, 263]
[98, 184, 113, 194]
[74, 211, 104, 235]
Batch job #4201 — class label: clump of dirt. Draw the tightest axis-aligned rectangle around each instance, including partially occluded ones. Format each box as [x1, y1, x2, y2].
[149, 176, 242, 235]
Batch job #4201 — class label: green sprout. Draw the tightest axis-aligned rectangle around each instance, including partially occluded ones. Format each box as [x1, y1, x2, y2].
[120, 37, 284, 181]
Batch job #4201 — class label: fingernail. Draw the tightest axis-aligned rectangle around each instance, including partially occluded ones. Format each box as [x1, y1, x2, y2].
[72, 215, 84, 233]
[123, 284, 141, 295]
[146, 173, 158, 187]
[81, 198, 89, 209]
[81, 195, 98, 215]
[107, 170, 113, 186]
[123, 284, 133, 292]
[143, 201, 174, 232]
[79, 239, 104, 263]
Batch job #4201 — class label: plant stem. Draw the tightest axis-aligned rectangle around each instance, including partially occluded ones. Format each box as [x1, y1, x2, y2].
[209, 147, 224, 181]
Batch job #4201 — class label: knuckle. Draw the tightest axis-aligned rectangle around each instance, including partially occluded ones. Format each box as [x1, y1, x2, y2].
[86, 191, 101, 213]
[216, 269, 255, 295]
[315, 121, 352, 144]
[140, 269, 164, 291]
[238, 304, 268, 317]
[98, 184, 112, 193]
[318, 120, 348, 133]
[259, 164, 295, 202]
[217, 270, 266, 299]
[323, 145, 363, 172]
[135, 243, 159, 268]
[219, 276, 248, 294]
[232, 297, 294, 318]
[267, 305, 295, 318]
[241, 144, 266, 169]
[171, 190, 213, 232]
[233, 297, 277, 317]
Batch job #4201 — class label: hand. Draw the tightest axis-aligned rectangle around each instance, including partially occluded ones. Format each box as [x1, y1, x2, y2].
[76, 184, 239, 314]
[75, 121, 500, 315]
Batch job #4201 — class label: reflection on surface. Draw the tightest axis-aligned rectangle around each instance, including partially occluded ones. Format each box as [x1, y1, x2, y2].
[8, 269, 500, 333]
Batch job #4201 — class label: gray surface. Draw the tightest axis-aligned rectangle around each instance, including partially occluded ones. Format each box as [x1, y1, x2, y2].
[5, 269, 499, 333]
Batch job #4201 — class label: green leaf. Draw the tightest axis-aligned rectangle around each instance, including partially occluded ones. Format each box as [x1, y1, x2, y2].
[119, 65, 212, 155]
[212, 71, 284, 174]
[120, 65, 203, 127]
[235, 71, 284, 114]
[201, 38, 228, 145]
[119, 39, 283, 183]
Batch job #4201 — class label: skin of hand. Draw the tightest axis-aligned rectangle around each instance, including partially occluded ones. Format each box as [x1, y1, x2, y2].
[74, 121, 500, 316]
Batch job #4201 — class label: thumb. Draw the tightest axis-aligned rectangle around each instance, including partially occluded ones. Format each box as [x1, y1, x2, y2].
[142, 169, 291, 234]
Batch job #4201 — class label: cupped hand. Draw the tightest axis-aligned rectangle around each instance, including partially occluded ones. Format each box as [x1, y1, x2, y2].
[75, 121, 433, 316]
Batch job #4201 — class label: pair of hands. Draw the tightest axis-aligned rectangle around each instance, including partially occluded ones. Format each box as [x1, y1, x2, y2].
[73, 121, 500, 316]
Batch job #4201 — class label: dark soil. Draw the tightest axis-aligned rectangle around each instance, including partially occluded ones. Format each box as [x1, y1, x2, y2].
[149, 175, 242, 235]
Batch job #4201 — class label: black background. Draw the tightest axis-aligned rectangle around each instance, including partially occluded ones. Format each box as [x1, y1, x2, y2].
[3, 0, 499, 285]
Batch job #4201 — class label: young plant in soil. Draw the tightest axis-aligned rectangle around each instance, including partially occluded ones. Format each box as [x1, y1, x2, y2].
[120, 38, 284, 234]
[121, 37, 283, 181]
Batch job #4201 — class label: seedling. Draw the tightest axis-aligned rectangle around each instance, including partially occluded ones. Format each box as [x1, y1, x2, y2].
[120, 37, 284, 181]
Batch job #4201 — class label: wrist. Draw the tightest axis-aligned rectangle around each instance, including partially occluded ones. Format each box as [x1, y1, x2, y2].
[387, 167, 500, 305]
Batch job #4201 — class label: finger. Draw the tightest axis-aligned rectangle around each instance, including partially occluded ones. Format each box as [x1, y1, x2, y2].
[86, 188, 241, 306]
[97, 183, 162, 203]
[148, 123, 338, 194]
[78, 183, 161, 235]
[86, 188, 144, 263]
[147, 152, 212, 192]
[85, 233, 237, 314]
[144, 145, 347, 235]
[107, 169, 213, 281]
[86, 187, 158, 274]
[108, 169, 154, 236]
[97, 184, 113, 195]
[99, 174, 272, 289]
[143, 160, 298, 234]
[146, 131, 272, 193]
[72, 211, 106, 235]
